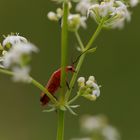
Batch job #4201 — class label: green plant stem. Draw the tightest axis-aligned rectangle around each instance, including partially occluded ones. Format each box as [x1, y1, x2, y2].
[75, 31, 85, 51]
[68, 94, 80, 105]
[0, 68, 58, 104]
[0, 68, 13, 76]
[60, 1, 69, 103]
[85, 20, 104, 50]
[57, 1, 69, 140]
[57, 110, 65, 140]
[31, 78, 58, 104]
[65, 21, 104, 102]
[65, 54, 85, 102]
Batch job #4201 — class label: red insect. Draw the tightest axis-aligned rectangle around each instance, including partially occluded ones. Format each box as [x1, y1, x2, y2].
[40, 66, 75, 106]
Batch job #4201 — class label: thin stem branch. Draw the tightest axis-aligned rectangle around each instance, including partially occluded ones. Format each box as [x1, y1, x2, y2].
[0, 68, 13, 76]
[31, 78, 58, 104]
[85, 20, 104, 50]
[75, 31, 85, 51]
[65, 54, 85, 102]
[0, 68, 58, 104]
[65, 21, 104, 102]
[57, 110, 65, 140]
[68, 94, 80, 105]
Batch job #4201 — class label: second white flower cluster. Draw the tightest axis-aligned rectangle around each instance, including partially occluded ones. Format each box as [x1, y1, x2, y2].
[0, 34, 38, 82]
[77, 76, 100, 101]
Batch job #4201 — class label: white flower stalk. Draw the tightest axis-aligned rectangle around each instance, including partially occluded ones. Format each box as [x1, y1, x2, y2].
[12, 66, 31, 83]
[77, 115, 121, 140]
[77, 76, 101, 101]
[80, 115, 107, 134]
[76, 0, 96, 16]
[88, 0, 131, 29]
[129, 0, 139, 7]
[3, 35, 27, 48]
[68, 14, 87, 31]
[3, 42, 38, 68]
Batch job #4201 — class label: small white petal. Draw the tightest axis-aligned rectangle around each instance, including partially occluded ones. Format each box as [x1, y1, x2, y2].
[92, 82, 100, 97]
[3, 35, 27, 47]
[78, 77, 85, 83]
[86, 80, 93, 87]
[88, 76, 95, 82]
[3, 42, 38, 68]
[47, 12, 58, 21]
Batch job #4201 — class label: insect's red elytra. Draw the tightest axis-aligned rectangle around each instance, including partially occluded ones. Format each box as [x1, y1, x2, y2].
[40, 66, 75, 106]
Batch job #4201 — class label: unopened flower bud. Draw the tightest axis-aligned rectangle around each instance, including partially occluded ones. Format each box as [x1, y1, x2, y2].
[86, 80, 93, 87]
[78, 77, 85, 84]
[48, 12, 58, 21]
[88, 76, 95, 82]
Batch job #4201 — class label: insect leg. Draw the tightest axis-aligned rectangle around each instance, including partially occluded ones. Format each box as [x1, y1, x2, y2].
[66, 81, 70, 90]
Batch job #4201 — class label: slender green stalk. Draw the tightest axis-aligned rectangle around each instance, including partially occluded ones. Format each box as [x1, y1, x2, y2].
[65, 54, 85, 102]
[0, 68, 13, 76]
[75, 31, 85, 51]
[65, 21, 104, 102]
[57, 110, 65, 140]
[60, 1, 69, 103]
[31, 78, 58, 104]
[85, 20, 104, 50]
[0, 68, 58, 104]
[68, 94, 80, 105]
[57, 1, 69, 140]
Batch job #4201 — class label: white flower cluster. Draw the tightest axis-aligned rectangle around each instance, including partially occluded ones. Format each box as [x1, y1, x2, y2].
[71, 115, 121, 140]
[0, 34, 38, 83]
[48, 0, 139, 31]
[77, 76, 100, 101]
[88, 0, 131, 29]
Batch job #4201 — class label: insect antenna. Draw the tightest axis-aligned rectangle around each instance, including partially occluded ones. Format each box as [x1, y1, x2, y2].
[72, 48, 91, 65]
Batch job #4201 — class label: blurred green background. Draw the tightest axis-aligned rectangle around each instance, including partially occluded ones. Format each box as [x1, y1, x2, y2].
[0, 0, 140, 140]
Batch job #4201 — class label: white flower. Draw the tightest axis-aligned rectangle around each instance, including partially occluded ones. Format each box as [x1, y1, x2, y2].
[76, 0, 96, 15]
[3, 35, 27, 47]
[129, 0, 139, 7]
[86, 80, 93, 87]
[78, 77, 85, 83]
[102, 125, 121, 140]
[77, 75, 101, 101]
[68, 14, 87, 31]
[80, 115, 106, 133]
[88, 0, 131, 29]
[12, 66, 31, 83]
[92, 82, 100, 97]
[47, 12, 58, 21]
[3, 42, 38, 68]
[88, 76, 95, 82]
